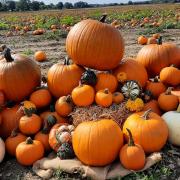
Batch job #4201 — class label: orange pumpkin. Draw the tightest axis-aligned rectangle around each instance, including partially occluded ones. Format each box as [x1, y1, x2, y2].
[72, 84, 95, 107]
[34, 51, 47, 62]
[152, 33, 160, 39]
[147, 37, 157, 44]
[95, 89, 113, 107]
[73, 119, 124, 166]
[5, 130, 27, 156]
[66, 15, 124, 70]
[19, 109, 42, 135]
[0, 91, 5, 106]
[113, 58, 148, 87]
[138, 35, 147, 45]
[145, 76, 166, 98]
[34, 128, 51, 152]
[55, 95, 73, 117]
[143, 100, 162, 115]
[0, 105, 24, 138]
[16, 137, 44, 166]
[112, 92, 124, 104]
[0, 48, 41, 101]
[95, 73, 118, 93]
[123, 109, 168, 153]
[47, 58, 85, 98]
[30, 88, 52, 108]
[136, 37, 175, 77]
[120, 129, 145, 170]
[158, 88, 179, 111]
[160, 66, 180, 86]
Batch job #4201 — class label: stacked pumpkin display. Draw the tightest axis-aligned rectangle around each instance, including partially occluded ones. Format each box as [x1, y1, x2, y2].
[0, 15, 179, 173]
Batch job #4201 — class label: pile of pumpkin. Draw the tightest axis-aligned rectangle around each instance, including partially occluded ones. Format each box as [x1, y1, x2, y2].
[0, 15, 180, 172]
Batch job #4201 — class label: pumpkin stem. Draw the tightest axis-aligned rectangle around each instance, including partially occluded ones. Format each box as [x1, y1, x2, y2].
[64, 56, 70, 65]
[26, 137, 33, 144]
[49, 104, 55, 112]
[157, 36, 162, 45]
[24, 108, 33, 117]
[165, 87, 173, 95]
[126, 128, 135, 146]
[4, 47, 14, 62]
[42, 120, 50, 134]
[170, 64, 176, 68]
[99, 14, 107, 23]
[141, 109, 152, 120]
[66, 95, 72, 104]
[177, 104, 180, 113]
[104, 88, 109, 94]
[46, 114, 57, 127]
[153, 76, 159, 82]
[10, 128, 19, 137]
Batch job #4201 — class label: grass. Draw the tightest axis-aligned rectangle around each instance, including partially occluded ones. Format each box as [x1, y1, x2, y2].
[54, 143, 180, 180]
[22, 49, 34, 55]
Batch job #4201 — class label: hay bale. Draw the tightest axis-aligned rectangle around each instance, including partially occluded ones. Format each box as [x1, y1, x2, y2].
[71, 102, 131, 127]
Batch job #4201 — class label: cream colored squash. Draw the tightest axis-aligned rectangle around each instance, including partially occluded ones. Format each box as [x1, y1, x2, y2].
[0, 138, 5, 162]
[162, 104, 180, 146]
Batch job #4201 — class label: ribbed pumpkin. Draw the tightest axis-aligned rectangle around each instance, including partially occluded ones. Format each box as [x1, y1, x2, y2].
[73, 119, 124, 166]
[66, 15, 124, 70]
[95, 73, 118, 92]
[0, 105, 24, 138]
[0, 48, 41, 101]
[5, 130, 27, 156]
[143, 100, 162, 115]
[47, 58, 84, 98]
[145, 76, 166, 98]
[136, 37, 178, 77]
[113, 58, 148, 87]
[160, 66, 180, 86]
[123, 109, 168, 153]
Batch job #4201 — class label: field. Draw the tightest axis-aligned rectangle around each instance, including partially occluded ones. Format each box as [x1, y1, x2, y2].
[0, 3, 180, 180]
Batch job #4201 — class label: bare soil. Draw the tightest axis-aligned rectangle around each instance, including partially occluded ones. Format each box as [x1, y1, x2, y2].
[0, 28, 180, 180]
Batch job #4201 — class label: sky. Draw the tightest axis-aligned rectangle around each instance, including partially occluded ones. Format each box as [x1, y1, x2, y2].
[39, 0, 139, 4]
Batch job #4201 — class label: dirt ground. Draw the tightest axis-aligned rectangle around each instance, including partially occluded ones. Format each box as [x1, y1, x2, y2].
[0, 28, 180, 180]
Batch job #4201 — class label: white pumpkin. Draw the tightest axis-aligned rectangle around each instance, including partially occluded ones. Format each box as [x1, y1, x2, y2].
[0, 138, 5, 163]
[162, 105, 180, 146]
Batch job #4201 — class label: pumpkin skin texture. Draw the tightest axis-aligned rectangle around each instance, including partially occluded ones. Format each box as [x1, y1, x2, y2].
[162, 105, 180, 146]
[136, 38, 172, 77]
[95, 73, 118, 93]
[66, 18, 124, 70]
[147, 37, 157, 44]
[72, 85, 95, 107]
[160, 66, 180, 86]
[152, 34, 160, 39]
[0, 105, 24, 138]
[120, 129, 145, 170]
[30, 89, 52, 108]
[113, 58, 148, 87]
[34, 51, 47, 62]
[0, 138, 5, 163]
[138, 36, 147, 45]
[5, 131, 27, 156]
[0, 48, 41, 102]
[145, 77, 166, 99]
[112, 92, 124, 104]
[47, 58, 85, 98]
[19, 110, 42, 135]
[95, 89, 113, 107]
[0, 91, 5, 106]
[55, 95, 73, 117]
[16, 137, 44, 166]
[73, 119, 124, 166]
[143, 100, 162, 115]
[158, 90, 179, 111]
[123, 109, 168, 153]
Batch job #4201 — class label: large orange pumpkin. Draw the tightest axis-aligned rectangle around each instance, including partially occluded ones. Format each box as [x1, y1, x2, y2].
[113, 58, 148, 87]
[66, 15, 124, 70]
[0, 48, 41, 101]
[136, 37, 179, 77]
[47, 58, 84, 98]
[0, 105, 24, 138]
[123, 109, 168, 153]
[73, 119, 124, 166]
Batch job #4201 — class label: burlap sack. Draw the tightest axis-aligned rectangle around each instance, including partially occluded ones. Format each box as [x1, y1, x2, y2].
[33, 152, 162, 180]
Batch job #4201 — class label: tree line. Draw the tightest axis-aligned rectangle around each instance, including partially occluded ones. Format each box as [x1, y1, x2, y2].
[0, 0, 178, 12]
